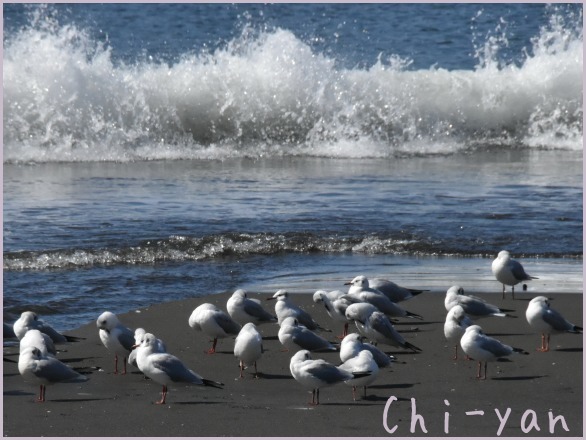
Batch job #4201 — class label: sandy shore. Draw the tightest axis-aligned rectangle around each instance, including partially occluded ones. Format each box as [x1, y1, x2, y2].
[3, 289, 583, 437]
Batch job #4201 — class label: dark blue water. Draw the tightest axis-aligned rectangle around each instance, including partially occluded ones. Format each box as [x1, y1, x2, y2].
[3, 4, 583, 331]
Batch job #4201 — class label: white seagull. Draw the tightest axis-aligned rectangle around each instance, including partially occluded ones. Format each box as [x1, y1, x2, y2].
[134, 333, 223, 404]
[188, 303, 242, 354]
[128, 328, 167, 368]
[13, 311, 83, 343]
[289, 349, 372, 405]
[444, 305, 473, 360]
[345, 304, 422, 353]
[369, 277, 428, 303]
[18, 346, 88, 402]
[312, 290, 352, 338]
[525, 296, 583, 352]
[19, 329, 57, 357]
[445, 286, 515, 318]
[233, 322, 263, 379]
[96, 311, 135, 375]
[278, 317, 337, 352]
[340, 332, 395, 368]
[344, 276, 423, 320]
[491, 250, 538, 299]
[268, 290, 326, 331]
[460, 325, 528, 380]
[227, 289, 277, 326]
[339, 349, 380, 400]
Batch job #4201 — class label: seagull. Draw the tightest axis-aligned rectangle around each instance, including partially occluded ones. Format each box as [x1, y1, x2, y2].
[444, 305, 473, 360]
[18, 346, 88, 402]
[312, 290, 352, 338]
[369, 278, 428, 303]
[134, 333, 223, 404]
[525, 296, 583, 352]
[234, 323, 263, 379]
[278, 317, 337, 352]
[227, 289, 277, 326]
[96, 311, 135, 375]
[345, 304, 422, 353]
[188, 303, 242, 354]
[268, 290, 327, 331]
[445, 285, 515, 318]
[491, 250, 538, 299]
[344, 303, 378, 339]
[13, 311, 84, 343]
[339, 332, 395, 368]
[460, 325, 528, 380]
[339, 349, 380, 400]
[128, 328, 166, 368]
[289, 349, 371, 405]
[19, 329, 57, 357]
[344, 276, 423, 320]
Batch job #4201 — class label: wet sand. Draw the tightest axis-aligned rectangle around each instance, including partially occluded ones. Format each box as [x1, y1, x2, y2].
[3, 289, 583, 437]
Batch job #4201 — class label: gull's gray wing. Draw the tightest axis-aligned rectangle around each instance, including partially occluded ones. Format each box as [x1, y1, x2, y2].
[116, 325, 137, 352]
[307, 361, 351, 384]
[542, 308, 575, 332]
[292, 328, 334, 351]
[152, 354, 203, 384]
[478, 336, 513, 358]
[215, 312, 242, 335]
[36, 357, 88, 383]
[244, 300, 277, 322]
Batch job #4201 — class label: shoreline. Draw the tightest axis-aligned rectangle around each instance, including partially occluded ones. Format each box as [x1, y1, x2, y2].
[3, 289, 583, 437]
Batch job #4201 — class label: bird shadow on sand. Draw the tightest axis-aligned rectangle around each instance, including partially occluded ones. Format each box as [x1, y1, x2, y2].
[370, 382, 416, 390]
[50, 397, 111, 403]
[253, 372, 293, 380]
[555, 347, 583, 353]
[491, 375, 547, 381]
[173, 400, 226, 406]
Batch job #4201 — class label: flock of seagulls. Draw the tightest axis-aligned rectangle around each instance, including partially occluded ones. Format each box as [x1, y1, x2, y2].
[8, 250, 582, 405]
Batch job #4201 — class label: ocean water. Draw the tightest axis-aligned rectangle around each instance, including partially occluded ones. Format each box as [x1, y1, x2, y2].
[3, 3, 583, 332]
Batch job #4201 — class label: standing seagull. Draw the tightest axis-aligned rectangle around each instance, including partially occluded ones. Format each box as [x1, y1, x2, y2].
[233, 323, 263, 379]
[444, 305, 473, 360]
[312, 290, 352, 338]
[227, 289, 278, 326]
[340, 333, 395, 368]
[345, 305, 422, 353]
[20, 329, 57, 357]
[289, 349, 371, 406]
[369, 278, 428, 303]
[18, 346, 88, 402]
[525, 296, 583, 352]
[268, 290, 327, 331]
[460, 325, 528, 380]
[339, 349, 380, 400]
[96, 311, 135, 375]
[445, 286, 515, 318]
[13, 311, 83, 343]
[491, 250, 538, 299]
[344, 276, 423, 320]
[134, 333, 223, 404]
[278, 317, 337, 352]
[188, 303, 241, 354]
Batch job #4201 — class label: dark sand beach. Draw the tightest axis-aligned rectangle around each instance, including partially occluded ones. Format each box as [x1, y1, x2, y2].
[3, 289, 583, 437]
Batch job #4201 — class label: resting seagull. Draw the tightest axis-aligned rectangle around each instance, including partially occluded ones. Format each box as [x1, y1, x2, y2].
[96, 311, 135, 375]
[289, 349, 371, 405]
[227, 289, 277, 326]
[445, 286, 515, 318]
[525, 296, 582, 352]
[13, 311, 84, 344]
[312, 290, 352, 338]
[460, 325, 528, 380]
[443, 305, 473, 360]
[278, 317, 337, 352]
[268, 290, 327, 331]
[234, 323, 264, 379]
[188, 303, 241, 354]
[134, 333, 223, 404]
[18, 346, 88, 402]
[491, 250, 538, 299]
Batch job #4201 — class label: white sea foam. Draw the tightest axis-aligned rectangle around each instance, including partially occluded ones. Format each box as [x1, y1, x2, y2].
[3, 8, 582, 163]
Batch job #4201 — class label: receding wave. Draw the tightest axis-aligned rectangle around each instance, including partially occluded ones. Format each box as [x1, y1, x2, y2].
[3, 232, 581, 271]
[3, 6, 582, 163]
